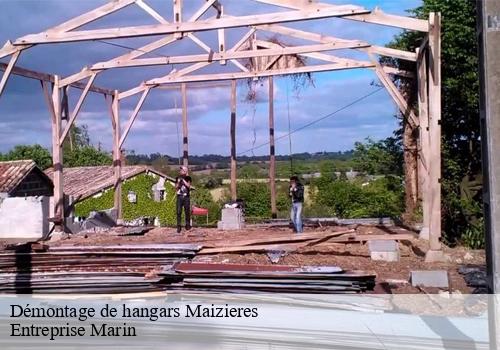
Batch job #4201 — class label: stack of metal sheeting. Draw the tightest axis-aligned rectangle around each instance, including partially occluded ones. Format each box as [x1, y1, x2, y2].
[0, 243, 201, 294]
[160, 262, 376, 293]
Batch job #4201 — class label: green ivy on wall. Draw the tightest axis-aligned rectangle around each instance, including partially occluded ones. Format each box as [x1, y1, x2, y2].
[74, 174, 177, 226]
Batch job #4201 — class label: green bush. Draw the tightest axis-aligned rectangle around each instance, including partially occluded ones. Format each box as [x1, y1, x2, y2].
[311, 176, 404, 218]
[74, 174, 221, 226]
[75, 174, 176, 226]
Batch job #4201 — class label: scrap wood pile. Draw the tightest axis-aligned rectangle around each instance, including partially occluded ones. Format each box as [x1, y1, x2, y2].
[0, 243, 201, 293]
[159, 262, 376, 293]
[198, 229, 415, 254]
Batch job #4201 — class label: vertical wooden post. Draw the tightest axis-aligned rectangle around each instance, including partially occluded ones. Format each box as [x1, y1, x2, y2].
[173, 0, 182, 39]
[269, 76, 277, 218]
[425, 12, 444, 261]
[181, 82, 189, 167]
[230, 79, 237, 201]
[417, 47, 430, 240]
[112, 90, 123, 223]
[51, 75, 64, 232]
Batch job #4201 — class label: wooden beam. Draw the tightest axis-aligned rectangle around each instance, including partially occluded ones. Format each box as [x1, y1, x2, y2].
[49, 76, 64, 232]
[417, 47, 430, 240]
[0, 50, 20, 98]
[148, 61, 373, 85]
[370, 54, 419, 127]
[59, 74, 97, 143]
[119, 87, 150, 148]
[112, 90, 123, 223]
[118, 28, 257, 99]
[135, 0, 166, 24]
[253, 1, 428, 32]
[91, 42, 357, 69]
[230, 79, 237, 201]
[181, 83, 189, 167]
[269, 76, 277, 218]
[0, 0, 136, 59]
[14, 6, 370, 44]
[173, 0, 183, 39]
[0, 62, 112, 95]
[425, 12, 443, 259]
[217, 5, 226, 65]
[256, 24, 417, 61]
[59, 0, 216, 87]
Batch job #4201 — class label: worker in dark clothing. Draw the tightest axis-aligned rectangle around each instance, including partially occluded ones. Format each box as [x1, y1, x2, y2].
[175, 166, 192, 233]
[289, 176, 304, 233]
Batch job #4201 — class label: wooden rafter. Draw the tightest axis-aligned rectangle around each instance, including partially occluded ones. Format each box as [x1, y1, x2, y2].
[253, 0, 428, 32]
[59, 73, 97, 143]
[59, 0, 218, 87]
[0, 51, 20, 98]
[0, 0, 136, 59]
[13, 6, 370, 44]
[0, 62, 112, 95]
[119, 87, 150, 148]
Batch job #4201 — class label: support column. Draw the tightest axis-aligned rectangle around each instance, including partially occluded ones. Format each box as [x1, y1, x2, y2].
[181, 83, 189, 167]
[51, 76, 64, 233]
[268, 76, 277, 218]
[425, 12, 445, 262]
[417, 47, 430, 240]
[478, 2, 500, 348]
[230, 79, 237, 201]
[112, 90, 123, 224]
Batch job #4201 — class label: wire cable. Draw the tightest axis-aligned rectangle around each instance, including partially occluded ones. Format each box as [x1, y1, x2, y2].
[237, 87, 384, 156]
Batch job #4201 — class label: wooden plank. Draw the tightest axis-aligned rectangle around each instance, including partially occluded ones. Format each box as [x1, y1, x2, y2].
[112, 91, 122, 222]
[253, 0, 428, 31]
[48, 0, 136, 33]
[269, 76, 277, 218]
[50, 77, 64, 231]
[181, 83, 188, 167]
[0, 62, 112, 94]
[417, 47, 430, 239]
[217, 5, 226, 65]
[427, 12, 442, 253]
[119, 87, 150, 148]
[91, 42, 354, 69]
[59, 0, 221, 87]
[118, 29, 257, 99]
[173, 0, 182, 39]
[371, 55, 419, 127]
[135, 0, 167, 24]
[148, 61, 373, 85]
[14, 6, 370, 44]
[0, 50, 20, 98]
[256, 24, 416, 61]
[59, 73, 97, 143]
[199, 233, 415, 254]
[230, 79, 237, 201]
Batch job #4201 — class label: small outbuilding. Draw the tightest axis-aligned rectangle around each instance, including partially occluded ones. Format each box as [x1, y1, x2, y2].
[0, 160, 54, 239]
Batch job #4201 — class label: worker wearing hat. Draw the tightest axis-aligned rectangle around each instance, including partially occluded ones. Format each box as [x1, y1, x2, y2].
[175, 166, 192, 233]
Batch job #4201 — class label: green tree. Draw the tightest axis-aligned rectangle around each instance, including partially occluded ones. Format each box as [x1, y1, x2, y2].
[385, 0, 481, 246]
[2, 144, 52, 169]
[352, 137, 403, 175]
[62, 124, 112, 167]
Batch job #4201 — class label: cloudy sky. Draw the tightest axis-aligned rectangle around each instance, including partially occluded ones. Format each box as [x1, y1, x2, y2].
[0, 0, 421, 157]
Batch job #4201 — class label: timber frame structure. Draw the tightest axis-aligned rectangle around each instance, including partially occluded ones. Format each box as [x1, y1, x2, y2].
[0, 0, 444, 261]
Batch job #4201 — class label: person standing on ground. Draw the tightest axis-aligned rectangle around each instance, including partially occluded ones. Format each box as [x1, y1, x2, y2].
[175, 166, 192, 233]
[289, 176, 304, 233]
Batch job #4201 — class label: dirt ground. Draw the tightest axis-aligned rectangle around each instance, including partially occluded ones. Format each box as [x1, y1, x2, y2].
[43, 224, 485, 294]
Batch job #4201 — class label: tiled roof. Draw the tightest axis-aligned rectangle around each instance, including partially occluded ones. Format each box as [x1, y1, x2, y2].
[0, 160, 38, 193]
[44, 165, 174, 201]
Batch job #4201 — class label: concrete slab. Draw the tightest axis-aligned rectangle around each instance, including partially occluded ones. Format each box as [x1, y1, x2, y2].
[0, 196, 49, 239]
[368, 240, 398, 252]
[371, 251, 400, 262]
[410, 270, 449, 288]
[425, 249, 450, 263]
